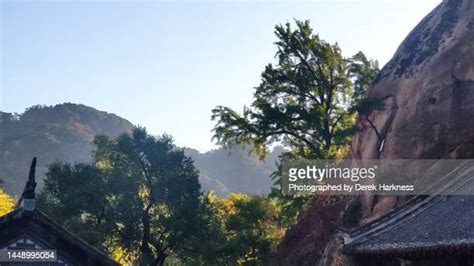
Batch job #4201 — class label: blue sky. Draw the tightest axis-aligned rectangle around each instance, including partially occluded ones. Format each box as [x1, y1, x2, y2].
[1, 0, 440, 152]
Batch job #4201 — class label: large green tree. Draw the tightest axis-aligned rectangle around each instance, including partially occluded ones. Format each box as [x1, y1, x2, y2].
[39, 128, 215, 265]
[38, 163, 114, 248]
[211, 20, 379, 225]
[213, 20, 353, 159]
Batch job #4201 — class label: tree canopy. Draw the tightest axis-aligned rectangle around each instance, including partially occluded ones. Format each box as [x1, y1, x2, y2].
[212, 19, 380, 225]
[212, 20, 368, 160]
[39, 128, 212, 265]
[209, 192, 284, 264]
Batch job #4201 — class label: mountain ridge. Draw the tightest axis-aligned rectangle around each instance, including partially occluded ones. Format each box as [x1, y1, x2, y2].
[0, 103, 278, 196]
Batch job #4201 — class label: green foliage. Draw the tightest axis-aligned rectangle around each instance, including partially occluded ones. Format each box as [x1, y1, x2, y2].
[212, 20, 354, 160]
[349, 97, 386, 140]
[350, 97, 385, 116]
[211, 19, 380, 226]
[39, 127, 214, 265]
[348, 52, 380, 100]
[269, 155, 313, 228]
[38, 163, 113, 248]
[210, 193, 284, 265]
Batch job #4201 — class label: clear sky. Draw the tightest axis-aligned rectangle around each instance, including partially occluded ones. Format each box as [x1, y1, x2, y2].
[1, 0, 441, 152]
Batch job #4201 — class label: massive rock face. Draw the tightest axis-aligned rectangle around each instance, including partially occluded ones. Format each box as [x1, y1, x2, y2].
[353, 0, 474, 222]
[353, 0, 474, 162]
[273, 0, 474, 264]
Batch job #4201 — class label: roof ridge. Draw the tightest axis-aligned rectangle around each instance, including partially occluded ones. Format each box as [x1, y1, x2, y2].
[344, 161, 474, 242]
[33, 210, 118, 265]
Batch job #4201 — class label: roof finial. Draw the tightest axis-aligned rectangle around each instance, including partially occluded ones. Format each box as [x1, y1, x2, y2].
[24, 157, 37, 199]
[29, 157, 37, 182]
[19, 157, 37, 211]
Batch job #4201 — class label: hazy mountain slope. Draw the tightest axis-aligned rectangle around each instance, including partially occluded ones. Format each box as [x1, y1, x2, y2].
[0, 103, 134, 195]
[185, 145, 283, 195]
[0, 103, 281, 196]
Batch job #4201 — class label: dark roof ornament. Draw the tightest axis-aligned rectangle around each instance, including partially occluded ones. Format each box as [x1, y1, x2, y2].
[19, 157, 37, 211]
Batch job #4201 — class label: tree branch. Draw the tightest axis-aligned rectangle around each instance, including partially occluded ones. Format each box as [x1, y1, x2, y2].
[364, 116, 383, 141]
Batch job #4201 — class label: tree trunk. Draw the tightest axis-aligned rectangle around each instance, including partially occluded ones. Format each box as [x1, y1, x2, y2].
[154, 253, 167, 266]
[140, 210, 154, 265]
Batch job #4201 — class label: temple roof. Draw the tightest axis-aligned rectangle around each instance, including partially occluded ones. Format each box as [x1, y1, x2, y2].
[342, 172, 474, 256]
[0, 158, 118, 265]
[0, 207, 119, 265]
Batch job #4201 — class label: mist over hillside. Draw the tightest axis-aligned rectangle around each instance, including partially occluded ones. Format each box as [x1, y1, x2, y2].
[185, 145, 283, 195]
[0, 103, 280, 196]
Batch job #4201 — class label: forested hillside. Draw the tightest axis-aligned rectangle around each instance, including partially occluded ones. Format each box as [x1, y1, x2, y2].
[0, 103, 134, 194]
[0, 103, 279, 196]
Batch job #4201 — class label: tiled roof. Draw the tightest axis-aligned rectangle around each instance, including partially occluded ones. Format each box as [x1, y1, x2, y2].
[343, 173, 474, 256]
[0, 207, 119, 265]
